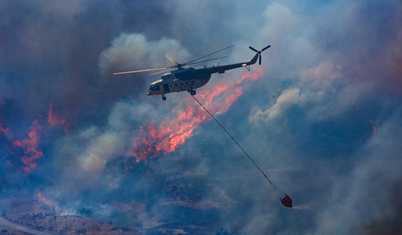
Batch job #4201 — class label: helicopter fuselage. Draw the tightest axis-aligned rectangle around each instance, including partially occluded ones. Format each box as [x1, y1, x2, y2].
[147, 67, 212, 96]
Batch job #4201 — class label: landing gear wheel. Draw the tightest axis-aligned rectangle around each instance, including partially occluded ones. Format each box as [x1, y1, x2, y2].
[190, 90, 196, 96]
[162, 95, 167, 101]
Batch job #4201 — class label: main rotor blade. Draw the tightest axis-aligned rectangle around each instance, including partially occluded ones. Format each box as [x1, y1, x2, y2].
[165, 54, 179, 65]
[113, 67, 168, 75]
[148, 68, 172, 76]
[249, 46, 258, 53]
[183, 44, 235, 66]
[185, 56, 229, 66]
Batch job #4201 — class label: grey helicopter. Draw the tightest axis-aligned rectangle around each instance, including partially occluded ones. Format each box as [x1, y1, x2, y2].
[113, 44, 270, 100]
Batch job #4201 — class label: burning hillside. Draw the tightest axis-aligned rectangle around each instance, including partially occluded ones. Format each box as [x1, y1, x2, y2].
[128, 68, 264, 162]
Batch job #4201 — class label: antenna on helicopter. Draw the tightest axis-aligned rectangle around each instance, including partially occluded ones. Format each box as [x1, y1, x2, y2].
[249, 45, 270, 65]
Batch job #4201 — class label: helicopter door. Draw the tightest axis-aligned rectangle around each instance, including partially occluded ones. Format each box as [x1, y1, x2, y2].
[163, 84, 169, 93]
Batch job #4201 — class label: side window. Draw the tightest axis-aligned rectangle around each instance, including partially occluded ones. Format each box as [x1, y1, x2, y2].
[156, 85, 160, 91]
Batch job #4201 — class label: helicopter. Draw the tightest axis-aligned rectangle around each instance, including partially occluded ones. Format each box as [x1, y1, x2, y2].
[113, 44, 270, 100]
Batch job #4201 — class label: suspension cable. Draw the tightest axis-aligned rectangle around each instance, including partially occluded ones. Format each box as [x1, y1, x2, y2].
[191, 94, 285, 199]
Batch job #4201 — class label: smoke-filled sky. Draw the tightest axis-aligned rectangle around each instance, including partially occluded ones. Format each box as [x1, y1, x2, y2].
[1, 0, 402, 234]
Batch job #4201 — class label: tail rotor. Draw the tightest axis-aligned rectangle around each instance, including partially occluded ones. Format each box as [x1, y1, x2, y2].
[249, 45, 271, 65]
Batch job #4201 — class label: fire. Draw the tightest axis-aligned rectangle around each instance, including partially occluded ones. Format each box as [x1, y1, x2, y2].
[48, 103, 68, 132]
[11, 119, 44, 173]
[2, 104, 70, 174]
[38, 190, 47, 201]
[369, 120, 377, 137]
[37, 190, 58, 208]
[128, 68, 264, 162]
[0, 123, 11, 138]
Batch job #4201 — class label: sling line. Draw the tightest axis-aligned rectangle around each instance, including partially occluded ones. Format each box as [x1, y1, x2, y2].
[191, 94, 286, 199]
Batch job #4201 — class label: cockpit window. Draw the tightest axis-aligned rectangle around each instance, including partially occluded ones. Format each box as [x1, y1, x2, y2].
[150, 84, 160, 91]
[149, 84, 160, 91]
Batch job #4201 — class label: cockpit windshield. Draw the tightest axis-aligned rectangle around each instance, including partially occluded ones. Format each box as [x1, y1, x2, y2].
[149, 84, 160, 91]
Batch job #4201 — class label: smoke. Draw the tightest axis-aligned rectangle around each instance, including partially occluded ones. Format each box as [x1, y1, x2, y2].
[99, 33, 191, 75]
[1, 0, 402, 234]
[250, 88, 300, 122]
[307, 109, 402, 235]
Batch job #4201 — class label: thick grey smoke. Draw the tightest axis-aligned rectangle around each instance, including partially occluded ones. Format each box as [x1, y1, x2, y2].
[1, 0, 402, 234]
[99, 33, 191, 75]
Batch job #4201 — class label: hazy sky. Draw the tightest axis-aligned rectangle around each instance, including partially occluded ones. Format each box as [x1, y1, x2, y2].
[1, 0, 402, 234]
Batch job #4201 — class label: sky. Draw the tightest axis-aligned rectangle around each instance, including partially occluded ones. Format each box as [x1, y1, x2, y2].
[1, 0, 402, 234]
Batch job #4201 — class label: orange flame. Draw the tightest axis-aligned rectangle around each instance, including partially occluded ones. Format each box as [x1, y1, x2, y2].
[48, 103, 68, 133]
[2, 104, 71, 174]
[128, 68, 264, 162]
[11, 119, 44, 173]
[37, 190, 58, 209]
[38, 190, 47, 201]
[0, 123, 11, 138]
[369, 120, 377, 137]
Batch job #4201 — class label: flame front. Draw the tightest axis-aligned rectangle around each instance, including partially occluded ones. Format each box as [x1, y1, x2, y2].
[128, 68, 264, 162]
[11, 120, 44, 173]
[0, 123, 11, 138]
[48, 103, 69, 132]
[1, 103, 70, 174]
[38, 190, 47, 201]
